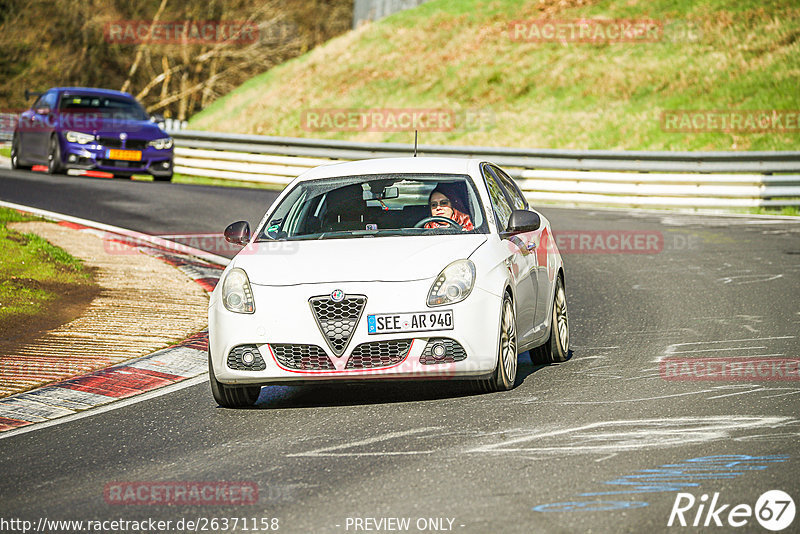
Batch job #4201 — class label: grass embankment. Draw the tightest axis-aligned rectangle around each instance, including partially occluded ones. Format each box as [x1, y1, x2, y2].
[0, 208, 96, 343]
[0, 146, 10, 158]
[189, 0, 799, 152]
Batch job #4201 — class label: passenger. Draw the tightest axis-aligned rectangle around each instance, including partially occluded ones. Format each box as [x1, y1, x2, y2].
[424, 185, 474, 230]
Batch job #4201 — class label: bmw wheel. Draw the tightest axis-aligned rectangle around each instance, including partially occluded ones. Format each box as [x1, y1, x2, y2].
[208, 352, 261, 408]
[10, 133, 27, 170]
[47, 135, 64, 175]
[531, 276, 569, 364]
[476, 292, 517, 392]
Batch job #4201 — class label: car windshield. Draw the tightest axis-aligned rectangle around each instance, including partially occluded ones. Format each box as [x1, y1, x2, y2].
[59, 95, 148, 120]
[257, 173, 487, 241]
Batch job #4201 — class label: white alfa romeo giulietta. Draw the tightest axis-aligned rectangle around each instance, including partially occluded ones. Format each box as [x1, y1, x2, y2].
[208, 157, 569, 407]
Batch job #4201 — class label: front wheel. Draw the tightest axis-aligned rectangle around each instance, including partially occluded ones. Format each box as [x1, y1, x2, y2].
[10, 133, 28, 170]
[475, 292, 517, 392]
[208, 352, 261, 408]
[47, 135, 64, 174]
[531, 276, 569, 364]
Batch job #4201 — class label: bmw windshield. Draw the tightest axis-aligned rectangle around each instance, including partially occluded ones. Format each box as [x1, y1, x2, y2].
[59, 95, 149, 121]
[257, 174, 488, 241]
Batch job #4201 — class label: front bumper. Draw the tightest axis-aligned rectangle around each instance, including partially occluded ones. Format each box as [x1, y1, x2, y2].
[61, 140, 173, 177]
[209, 279, 503, 385]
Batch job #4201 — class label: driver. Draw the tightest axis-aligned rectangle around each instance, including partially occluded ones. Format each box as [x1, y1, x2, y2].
[424, 186, 474, 230]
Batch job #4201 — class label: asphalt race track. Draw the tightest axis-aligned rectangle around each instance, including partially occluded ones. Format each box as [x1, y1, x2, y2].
[1, 168, 799, 533]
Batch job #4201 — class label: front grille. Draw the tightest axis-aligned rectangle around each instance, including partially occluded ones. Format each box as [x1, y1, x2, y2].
[309, 295, 367, 356]
[98, 137, 148, 150]
[99, 159, 144, 168]
[346, 340, 412, 369]
[271, 344, 334, 370]
[227, 345, 266, 371]
[419, 338, 468, 365]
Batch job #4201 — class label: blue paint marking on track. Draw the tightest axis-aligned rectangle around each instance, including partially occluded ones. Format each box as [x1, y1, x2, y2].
[533, 455, 791, 513]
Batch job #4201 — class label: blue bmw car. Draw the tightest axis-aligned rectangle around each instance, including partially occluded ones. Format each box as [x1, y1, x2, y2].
[10, 87, 174, 181]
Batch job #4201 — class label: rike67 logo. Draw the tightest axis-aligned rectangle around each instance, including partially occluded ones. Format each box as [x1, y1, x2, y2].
[668, 490, 795, 531]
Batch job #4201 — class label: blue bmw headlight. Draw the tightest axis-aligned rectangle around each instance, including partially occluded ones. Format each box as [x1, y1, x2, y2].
[65, 131, 95, 144]
[148, 137, 174, 150]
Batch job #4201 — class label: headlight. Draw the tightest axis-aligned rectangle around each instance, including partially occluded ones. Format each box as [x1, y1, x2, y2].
[427, 259, 476, 307]
[65, 131, 95, 144]
[148, 137, 174, 150]
[221, 268, 255, 313]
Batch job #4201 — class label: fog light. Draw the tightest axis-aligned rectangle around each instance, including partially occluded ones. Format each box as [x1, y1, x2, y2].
[162, 161, 171, 168]
[68, 154, 78, 162]
[432, 343, 447, 359]
[242, 350, 255, 365]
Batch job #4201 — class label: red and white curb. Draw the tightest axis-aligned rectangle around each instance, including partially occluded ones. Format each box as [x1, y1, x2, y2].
[0, 202, 228, 434]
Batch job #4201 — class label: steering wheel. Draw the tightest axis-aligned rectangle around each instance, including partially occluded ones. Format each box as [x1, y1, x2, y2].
[414, 216, 463, 230]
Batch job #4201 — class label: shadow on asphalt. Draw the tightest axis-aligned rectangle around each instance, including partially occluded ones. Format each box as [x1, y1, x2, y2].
[244, 351, 557, 410]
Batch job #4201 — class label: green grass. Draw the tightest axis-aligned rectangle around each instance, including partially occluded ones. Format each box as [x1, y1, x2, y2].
[0, 146, 10, 158]
[751, 205, 800, 216]
[131, 172, 284, 190]
[189, 0, 800, 151]
[0, 208, 94, 327]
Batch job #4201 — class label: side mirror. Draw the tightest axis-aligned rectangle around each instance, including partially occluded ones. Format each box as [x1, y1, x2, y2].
[224, 221, 250, 246]
[150, 113, 165, 123]
[35, 107, 50, 115]
[504, 209, 540, 236]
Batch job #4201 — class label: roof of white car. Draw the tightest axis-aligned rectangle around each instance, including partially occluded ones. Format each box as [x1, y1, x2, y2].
[295, 157, 483, 182]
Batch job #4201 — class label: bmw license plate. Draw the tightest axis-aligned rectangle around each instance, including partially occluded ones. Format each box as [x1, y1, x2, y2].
[367, 310, 453, 335]
[107, 149, 141, 161]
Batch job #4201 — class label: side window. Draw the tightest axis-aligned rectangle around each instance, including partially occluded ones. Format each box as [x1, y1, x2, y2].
[490, 166, 527, 210]
[482, 165, 513, 231]
[44, 91, 58, 109]
[32, 94, 47, 111]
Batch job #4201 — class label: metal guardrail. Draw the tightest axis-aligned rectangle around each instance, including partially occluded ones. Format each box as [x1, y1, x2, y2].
[0, 113, 17, 142]
[169, 130, 800, 208]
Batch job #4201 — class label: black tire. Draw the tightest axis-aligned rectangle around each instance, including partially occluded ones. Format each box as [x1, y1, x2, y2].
[475, 292, 518, 393]
[47, 135, 64, 174]
[531, 276, 569, 364]
[153, 172, 173, 182]
[208, 351, 261, 408]
[10, 133, 28, 170]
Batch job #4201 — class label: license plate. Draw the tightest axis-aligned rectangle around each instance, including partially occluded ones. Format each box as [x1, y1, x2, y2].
[107, 149, 141, 161]
[367, 310, 453, 334]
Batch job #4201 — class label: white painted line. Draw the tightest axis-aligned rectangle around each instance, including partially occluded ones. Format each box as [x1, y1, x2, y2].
[466, 416, 791, 455]
[595, 453, 618, 462]
[0, 374, 208, 441]
[668, 335, 795, 348]
[0, 200, 230, 266]
[671, 346, 767, 354]
[656, 335, 796, 362]
[287, 427, 441, 458]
